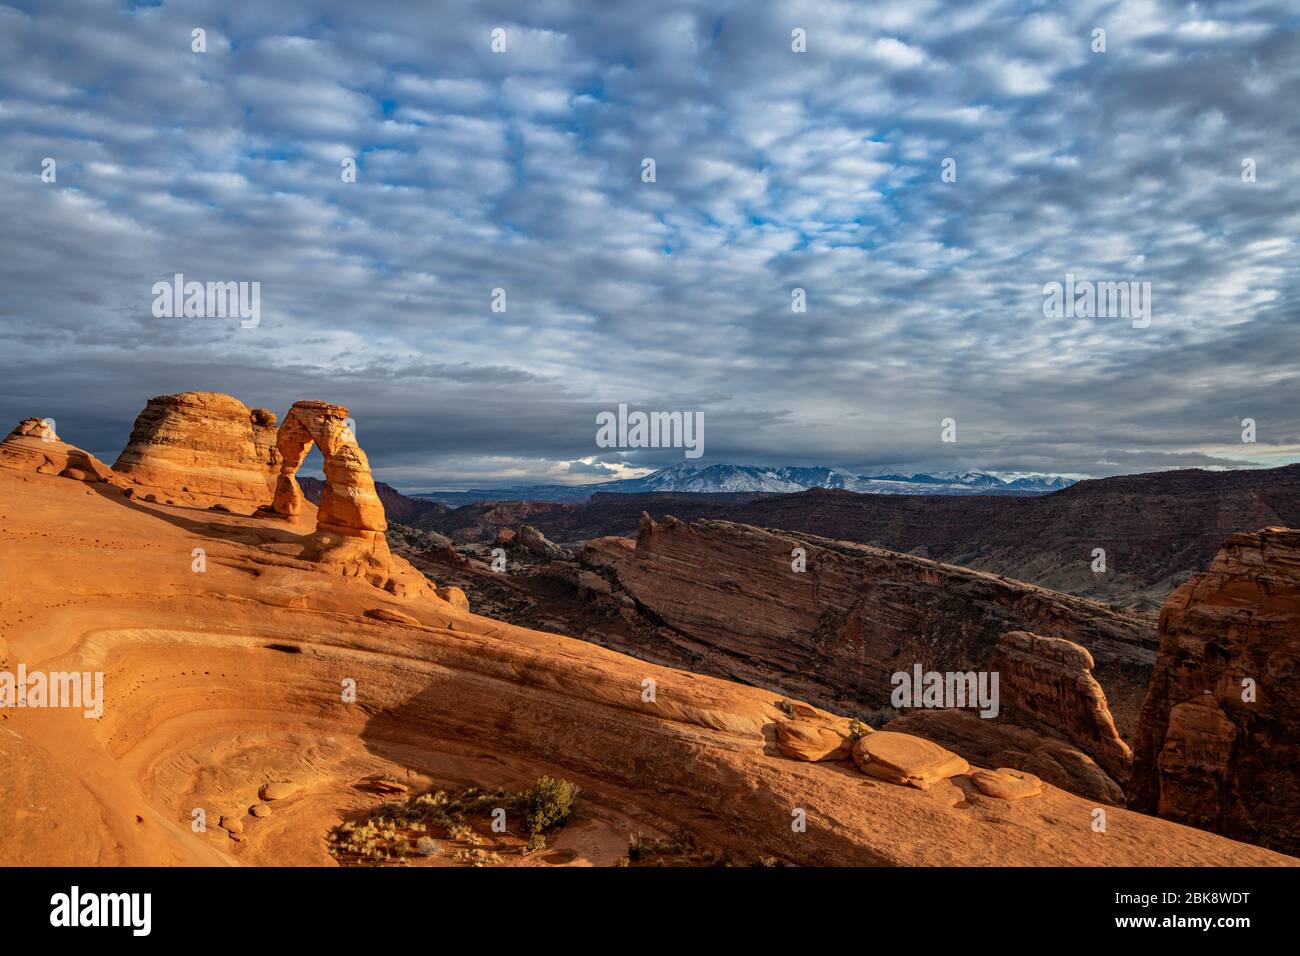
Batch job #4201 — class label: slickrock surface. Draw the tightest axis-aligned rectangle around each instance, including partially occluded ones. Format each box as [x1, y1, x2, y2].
[584, 515, 1155, 735]
[0, 418, 117, 482]
[1, 465, 1289, 866]
[1130, 527, 1300, 855]
[112, 392, 279, 512]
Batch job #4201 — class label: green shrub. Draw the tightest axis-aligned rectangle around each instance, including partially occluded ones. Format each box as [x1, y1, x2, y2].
[523, 776, 578, 835]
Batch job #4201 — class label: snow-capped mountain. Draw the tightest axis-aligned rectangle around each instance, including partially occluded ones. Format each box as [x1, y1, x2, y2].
[414, 463, 1077, 504]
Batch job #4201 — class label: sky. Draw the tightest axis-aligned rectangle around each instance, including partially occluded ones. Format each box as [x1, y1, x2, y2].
[1, 0, 1298, 491]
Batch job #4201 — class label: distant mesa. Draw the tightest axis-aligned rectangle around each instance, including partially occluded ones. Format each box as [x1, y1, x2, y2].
[112, 391, 279, 512]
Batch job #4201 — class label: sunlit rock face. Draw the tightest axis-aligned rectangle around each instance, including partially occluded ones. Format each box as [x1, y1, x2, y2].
[112, 391, 279, 512]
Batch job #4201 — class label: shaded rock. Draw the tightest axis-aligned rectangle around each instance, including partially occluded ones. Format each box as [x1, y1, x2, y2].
[516, 524, 569, 559]
[584, 515, 1155, 726]
[1130, 527, 1300, 856]
[219, 815, 244, 833]
[992, 630, 1132, 783]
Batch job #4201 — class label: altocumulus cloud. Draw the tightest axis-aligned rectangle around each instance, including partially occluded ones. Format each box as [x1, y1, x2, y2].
[1, 0, 1298, 488]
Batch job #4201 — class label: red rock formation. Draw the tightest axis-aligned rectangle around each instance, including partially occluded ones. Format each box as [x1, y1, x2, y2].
[886, 629, 1131, 803]
[992, 631, 1131, 782]
[0, 418, 116, 482]
[886, 708, 1125, 804]
[1130, 527, 1300, 855]
[1, 459, 1296, 868]
[265, 400, 426, 597]
[584, 515, 1155, 733]
[112, 392, 278, 511]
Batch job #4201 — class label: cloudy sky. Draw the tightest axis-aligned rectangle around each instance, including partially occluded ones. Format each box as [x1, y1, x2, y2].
[2, 0, 1297, 490]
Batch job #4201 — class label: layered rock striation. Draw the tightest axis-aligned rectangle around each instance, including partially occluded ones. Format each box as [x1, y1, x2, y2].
[1130, 527, 1300, 855]
[112, 392, 279, 511]
[584, 515, 1156, 733]
[0, 418, 117, 482]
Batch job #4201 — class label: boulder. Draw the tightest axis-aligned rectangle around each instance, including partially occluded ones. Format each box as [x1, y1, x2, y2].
[851, 731, 969, 790]
[436, 586, 470, 612]
[972, 768, 1042, 801]
[776, 718, 854, 762]
[885, 708, 1125, 805]
[259, 782, 302, 802]
[516, 525, 569, 559]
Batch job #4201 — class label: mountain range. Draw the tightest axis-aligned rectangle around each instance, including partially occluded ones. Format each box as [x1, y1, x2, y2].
[413, 462, 1076, 504]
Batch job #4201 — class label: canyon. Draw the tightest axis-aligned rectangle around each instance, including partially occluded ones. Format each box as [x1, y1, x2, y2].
[0, 391, 1295, 866]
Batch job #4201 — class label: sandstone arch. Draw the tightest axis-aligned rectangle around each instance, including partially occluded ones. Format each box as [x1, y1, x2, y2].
[269, 401, 392, 583]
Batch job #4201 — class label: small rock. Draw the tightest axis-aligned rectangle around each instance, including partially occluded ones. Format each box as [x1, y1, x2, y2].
[249, 804, 272, 817]
[776, 717, 853, 762]
[972, 768, 1043, 801]
[259, 782, 302, 801]
[852, 731, 969, 790]
[219, 815, 244, 833]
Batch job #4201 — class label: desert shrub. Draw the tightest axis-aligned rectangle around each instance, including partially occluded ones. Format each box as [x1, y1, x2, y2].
[523, 776, 578, 835]
[848, 718, 870, 740]
[417, 836, 439, 857]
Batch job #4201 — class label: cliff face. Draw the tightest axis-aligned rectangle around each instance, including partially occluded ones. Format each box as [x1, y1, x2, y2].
[584, 515, 1156, 736]
[1130, 527, 1300, 855]
[112, 391, 279, 512]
